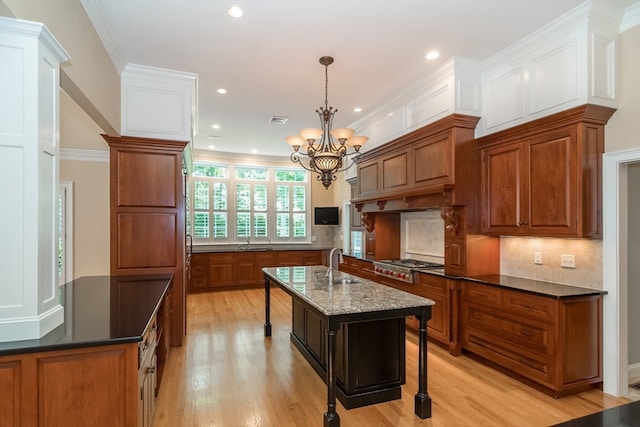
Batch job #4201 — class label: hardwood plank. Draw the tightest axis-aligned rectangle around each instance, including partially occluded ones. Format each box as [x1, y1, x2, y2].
[153, 288, 631, 427]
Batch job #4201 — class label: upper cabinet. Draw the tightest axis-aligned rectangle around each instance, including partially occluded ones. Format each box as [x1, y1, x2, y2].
[477, 104, 615, 238]
[352, 114, 481, 218]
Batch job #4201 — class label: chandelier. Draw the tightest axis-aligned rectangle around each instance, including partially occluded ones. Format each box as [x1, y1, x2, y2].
[286, 56, 368, 189]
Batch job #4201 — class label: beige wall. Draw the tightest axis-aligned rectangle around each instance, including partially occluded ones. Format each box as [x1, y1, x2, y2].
[606, 25, 640, 153]
[1, 0, 120, 135]
[59, 91, 110, 278]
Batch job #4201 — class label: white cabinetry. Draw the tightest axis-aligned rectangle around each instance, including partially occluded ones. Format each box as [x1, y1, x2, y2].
[0, 17, 69, 342]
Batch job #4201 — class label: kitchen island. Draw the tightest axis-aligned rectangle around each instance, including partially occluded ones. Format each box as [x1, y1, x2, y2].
[0, 274, 172, 427]
[263, 266, 435, 427]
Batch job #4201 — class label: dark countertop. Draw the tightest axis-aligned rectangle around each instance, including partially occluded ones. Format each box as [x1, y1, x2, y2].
[464, 275, 605, 298]
[342, 254, 603, 299]
[0, 274, 172, 357]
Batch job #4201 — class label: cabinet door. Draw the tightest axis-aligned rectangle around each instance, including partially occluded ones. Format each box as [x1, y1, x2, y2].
[256, 251, 278, 281]
[237, 252, 258, 286]
[412, 132, 453, 188]
[526, 130, 577, 235]
[357, 159, 380, 198]
[302, 250, 322, 265]
[278, 251, 303, 266]
[381, 149, 410, 192]
[207, 253, 237, 287]
[444, 237, 465, 276]
[365, 233, 376, 260]
[415, 274, 449, 344]
[189, 253, 208, 291]
[481, 142, 526, 234]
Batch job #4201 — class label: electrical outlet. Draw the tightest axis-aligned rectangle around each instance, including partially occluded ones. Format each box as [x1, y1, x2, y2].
[534, 252, 542, 265]
[560, 254, 576, 269]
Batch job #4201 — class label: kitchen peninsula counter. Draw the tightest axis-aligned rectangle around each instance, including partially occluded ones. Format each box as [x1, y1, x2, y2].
[0, 274, 172, 356]
[263, 266, 434, 426]
[0, 274, 173, 427]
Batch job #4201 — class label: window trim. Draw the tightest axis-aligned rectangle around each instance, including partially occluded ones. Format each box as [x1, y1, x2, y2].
[190, 157, 311, 245]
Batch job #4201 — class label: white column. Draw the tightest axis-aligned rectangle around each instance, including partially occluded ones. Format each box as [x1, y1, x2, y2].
[0, 17, 70, 342]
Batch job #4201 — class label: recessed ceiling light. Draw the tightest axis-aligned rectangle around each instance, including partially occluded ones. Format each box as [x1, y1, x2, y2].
[217, 88, 227, 94]
[251, 149, 258, 154]
[353, 107, 362, 113]
[426, 51, 440, 60]
[227, 6, 243, 18]
[208, 145, 216, 150]
[211, 124, 220, 129]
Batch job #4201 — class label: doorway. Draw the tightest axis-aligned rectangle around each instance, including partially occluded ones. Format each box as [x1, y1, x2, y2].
[603, 148, 640, 397]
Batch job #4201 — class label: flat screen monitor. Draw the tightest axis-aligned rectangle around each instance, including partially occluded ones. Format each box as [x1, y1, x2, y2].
[314, 206, 339, 225]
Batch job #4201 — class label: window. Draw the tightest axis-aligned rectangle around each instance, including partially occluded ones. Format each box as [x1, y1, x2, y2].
[191, 162, 309, 244]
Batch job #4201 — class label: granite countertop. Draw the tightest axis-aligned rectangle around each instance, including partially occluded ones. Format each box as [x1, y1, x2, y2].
[0, 274, 172, 356]
[464, 274, 605, 298]
[263, 265, 434, 317]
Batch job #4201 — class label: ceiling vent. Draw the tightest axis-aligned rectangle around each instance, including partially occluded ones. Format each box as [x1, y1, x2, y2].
[270, 116, 288, 124]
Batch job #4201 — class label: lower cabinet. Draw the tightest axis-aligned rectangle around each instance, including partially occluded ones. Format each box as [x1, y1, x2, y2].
[0, 343, 139, 427]
[0, 303, 170, 427]
[188, 250, 326, 292]
[378, 272, 457, 353]
[291, 299, 406, 409]
[460, 281, 602, 396]
[139, 315, 158, 427]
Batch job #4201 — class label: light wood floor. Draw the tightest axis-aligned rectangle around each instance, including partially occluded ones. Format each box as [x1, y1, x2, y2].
[152, 288, 630, 427]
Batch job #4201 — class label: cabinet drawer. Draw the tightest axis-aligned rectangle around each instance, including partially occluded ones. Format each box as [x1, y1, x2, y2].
[463, 282, 501, 306]
[463, 328, 554, 387]
[416, 273, 447, 295]
[139, 316, 157, 368]
[503, 290, 555, 322]
[465, 306, 553, 355]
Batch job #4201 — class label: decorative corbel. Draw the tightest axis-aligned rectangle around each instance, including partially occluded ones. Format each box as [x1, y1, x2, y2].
[441, 206, 460, 237]
[361, 212, 375, 233]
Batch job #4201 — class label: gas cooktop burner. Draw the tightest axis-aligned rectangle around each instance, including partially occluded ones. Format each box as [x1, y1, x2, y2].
[379, 259, 444, 269]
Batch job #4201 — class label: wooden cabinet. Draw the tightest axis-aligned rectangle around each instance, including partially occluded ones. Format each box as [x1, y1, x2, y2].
[377, 273, 459, 354]
[291, 299, 406, 409]
[188, 250, 325, 292]
[477, 104, 615, 238]
[138, 315, 158, 427]
[352, 114, 480, 214]
[460, 281, 603, 396]
[103, 134, 188, 347]
[207, 253, 237, 288]
[338, 256, 377, 282]
[0, 344, 139, 427]
[360, 213, 400, 261]
[156, 288, 172, 387]
[237, 252, 257, 286]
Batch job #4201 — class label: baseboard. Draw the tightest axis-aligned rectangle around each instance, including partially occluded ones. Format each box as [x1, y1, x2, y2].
[629, 362, 640, 384]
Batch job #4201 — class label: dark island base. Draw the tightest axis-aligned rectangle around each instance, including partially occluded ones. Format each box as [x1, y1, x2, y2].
[290, 332, 403, 409]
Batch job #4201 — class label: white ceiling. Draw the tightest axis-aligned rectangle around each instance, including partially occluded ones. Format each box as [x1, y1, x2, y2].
[82, 0, 591, 158]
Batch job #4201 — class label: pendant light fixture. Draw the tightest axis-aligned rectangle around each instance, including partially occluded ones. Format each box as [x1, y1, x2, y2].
[286, 56, 368, 189]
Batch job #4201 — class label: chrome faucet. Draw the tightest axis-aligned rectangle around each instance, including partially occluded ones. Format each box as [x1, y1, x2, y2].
[328, 248, 343, 276]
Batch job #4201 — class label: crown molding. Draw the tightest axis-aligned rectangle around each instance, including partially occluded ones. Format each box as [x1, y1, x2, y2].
[60, 148, 109, 162]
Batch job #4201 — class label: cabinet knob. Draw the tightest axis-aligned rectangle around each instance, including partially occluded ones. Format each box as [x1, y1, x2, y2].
[518, 221, 529, 226]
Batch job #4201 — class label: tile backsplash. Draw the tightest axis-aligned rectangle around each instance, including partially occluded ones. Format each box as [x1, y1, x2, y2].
[401, 209, 445, 264]
[500, 236, 603, 289]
